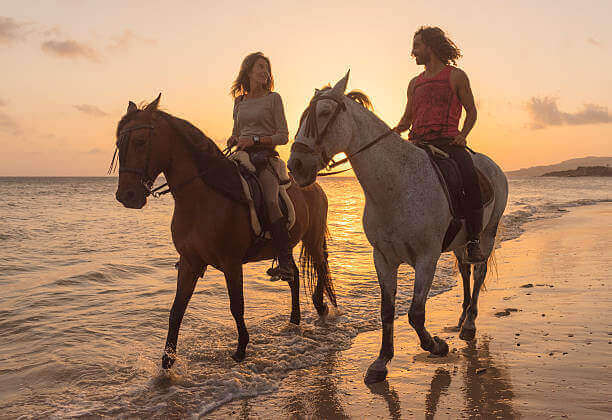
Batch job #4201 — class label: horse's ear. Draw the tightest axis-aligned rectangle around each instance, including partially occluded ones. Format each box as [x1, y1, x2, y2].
[330, 69, 350, 98]
[127, 101, 137, 114]
[144, 93, 161, 111]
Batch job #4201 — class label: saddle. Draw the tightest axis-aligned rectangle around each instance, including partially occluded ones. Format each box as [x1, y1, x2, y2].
[230, 151, 296, 238]
[418, 144, 494, 251]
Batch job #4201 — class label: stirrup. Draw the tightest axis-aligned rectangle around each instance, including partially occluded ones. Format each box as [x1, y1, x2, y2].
[267, 259, 282, 281]
[267, 258, 294, 282]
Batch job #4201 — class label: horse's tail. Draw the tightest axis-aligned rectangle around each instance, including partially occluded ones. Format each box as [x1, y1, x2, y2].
[299, 227, 338, 307]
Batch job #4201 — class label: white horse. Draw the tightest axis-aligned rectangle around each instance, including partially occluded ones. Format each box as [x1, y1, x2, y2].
[288, 72, 508, 384]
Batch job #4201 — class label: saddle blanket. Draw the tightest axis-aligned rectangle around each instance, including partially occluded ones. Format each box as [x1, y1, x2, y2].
[230, 151, 296, 238]
[420, 144, 495, 251]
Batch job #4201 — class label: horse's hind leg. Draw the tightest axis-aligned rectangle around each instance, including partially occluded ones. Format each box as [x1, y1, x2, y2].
[365, 248, 399, 384]
[162, 257, 204, 369]
[408, 255, 449, 357]
[459, 228, 496, 341]
[223, 263, 249, 362]
[289, 260, 301, 325]
[313, 237, 338, 317]
[459, 262, 487, 341]
[302, 230, 336, 318]
[453, 251, 472, 330]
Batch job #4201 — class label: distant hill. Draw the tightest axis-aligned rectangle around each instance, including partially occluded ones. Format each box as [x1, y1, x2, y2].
[506, 156, 612, 177]
[542, 166, 612, 177]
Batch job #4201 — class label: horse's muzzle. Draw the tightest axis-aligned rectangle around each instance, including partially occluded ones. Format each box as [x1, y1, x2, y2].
[116, 188, 147, 209]
[287, 155, 317, 187]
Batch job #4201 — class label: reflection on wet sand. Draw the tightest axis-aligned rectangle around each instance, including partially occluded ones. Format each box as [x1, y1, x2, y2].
[460, 336, 516, 418]
[282, 351, 349, 419]
[363, 334, 517, 419]
[424, 367, 452, 419]
[367, 381, 402, 420]
[213, 333, 517, 418]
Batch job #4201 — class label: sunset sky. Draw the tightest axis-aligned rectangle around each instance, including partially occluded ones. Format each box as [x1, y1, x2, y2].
[1, 0, 611, 176]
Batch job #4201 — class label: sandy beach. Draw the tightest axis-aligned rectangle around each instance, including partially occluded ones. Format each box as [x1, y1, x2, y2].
[211, 203, 612, 419]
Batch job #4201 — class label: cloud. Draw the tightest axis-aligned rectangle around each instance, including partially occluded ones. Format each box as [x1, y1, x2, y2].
[0, 111, 20, 135]
[86, 148, 104, 154]
[0, 97, 7, 107]
[107, 30, 156, 52]
[73, 104, 108, 117]
[0, 16, 32, 45]
[526, 97, 612, 129]
[587, 37, 603, 48]
[41, 39, 100, 62]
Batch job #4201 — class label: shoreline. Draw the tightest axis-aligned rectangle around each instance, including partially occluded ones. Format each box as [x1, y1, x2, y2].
[211, 203, 612, 419]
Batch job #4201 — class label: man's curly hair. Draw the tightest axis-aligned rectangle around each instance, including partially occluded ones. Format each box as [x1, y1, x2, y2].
[414, 26, 462, 65]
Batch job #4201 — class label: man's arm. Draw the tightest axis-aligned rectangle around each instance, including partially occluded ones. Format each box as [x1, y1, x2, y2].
[451, 69, 477, 146]
[393, 78, 416, 134]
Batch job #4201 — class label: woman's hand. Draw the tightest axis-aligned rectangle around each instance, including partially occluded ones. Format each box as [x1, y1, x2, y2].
[236, 137, 254, 150]
[226, 136, 238, 148]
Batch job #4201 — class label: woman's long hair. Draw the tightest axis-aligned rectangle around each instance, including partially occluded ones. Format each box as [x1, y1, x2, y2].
[414, 26, 462, 66]
[230, 52, 274, 98]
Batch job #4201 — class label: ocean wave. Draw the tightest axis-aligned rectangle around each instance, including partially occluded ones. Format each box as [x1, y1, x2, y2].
[499, 197, 611, 242]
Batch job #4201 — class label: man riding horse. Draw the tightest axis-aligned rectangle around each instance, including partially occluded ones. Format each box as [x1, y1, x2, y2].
[393, 26, 485, 263]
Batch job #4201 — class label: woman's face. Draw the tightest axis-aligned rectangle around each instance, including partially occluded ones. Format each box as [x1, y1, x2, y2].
[248, 57, 270, 89]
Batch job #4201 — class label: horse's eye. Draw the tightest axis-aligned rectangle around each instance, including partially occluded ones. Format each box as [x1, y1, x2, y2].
[134, 138, 147, 147]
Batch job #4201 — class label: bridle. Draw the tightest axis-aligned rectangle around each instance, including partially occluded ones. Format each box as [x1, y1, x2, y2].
[111, 122, 159, 196]
[292, 93, 393, 175]
[110, 113, 214, 198]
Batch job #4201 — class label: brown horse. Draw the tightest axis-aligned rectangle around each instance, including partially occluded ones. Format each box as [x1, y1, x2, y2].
[113, 95, 337, 368]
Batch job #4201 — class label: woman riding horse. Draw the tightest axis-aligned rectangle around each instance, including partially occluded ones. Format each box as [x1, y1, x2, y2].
[227, 52, 295, 282]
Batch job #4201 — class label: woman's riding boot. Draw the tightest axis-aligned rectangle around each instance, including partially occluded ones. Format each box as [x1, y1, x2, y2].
[270, 219, 296, 282]
[465, 207, 485, 263]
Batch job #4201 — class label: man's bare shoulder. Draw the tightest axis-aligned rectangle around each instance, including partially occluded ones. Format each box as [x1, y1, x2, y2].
[450, 67, 469, 82]
[407, 76, 419, 93]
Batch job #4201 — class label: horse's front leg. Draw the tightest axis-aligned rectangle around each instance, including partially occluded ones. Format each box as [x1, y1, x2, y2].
[365, 248, 399, 384]
[223, 262, 249, 362]
[408, 256, 449, 357]
[162, 257, 204, 369]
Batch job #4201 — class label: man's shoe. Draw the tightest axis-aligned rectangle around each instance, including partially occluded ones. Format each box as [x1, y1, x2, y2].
[465, 239, 485, 263]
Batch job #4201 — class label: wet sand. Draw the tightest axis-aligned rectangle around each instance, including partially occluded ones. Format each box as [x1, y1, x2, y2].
[211, 203, 612, 419]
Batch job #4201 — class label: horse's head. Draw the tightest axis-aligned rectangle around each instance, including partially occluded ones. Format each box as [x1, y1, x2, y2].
[288, 71, 354, 187]
[113, 94, 171, 209]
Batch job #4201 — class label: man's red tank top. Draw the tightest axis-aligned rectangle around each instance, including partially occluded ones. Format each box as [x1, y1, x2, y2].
[409, 66, 461, 142]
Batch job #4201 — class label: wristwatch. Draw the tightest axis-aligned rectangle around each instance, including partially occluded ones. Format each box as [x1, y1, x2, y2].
[252, 135, 261, 145]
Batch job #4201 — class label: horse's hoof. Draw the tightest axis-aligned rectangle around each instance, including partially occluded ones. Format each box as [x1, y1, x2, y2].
[316, 303, 330, 318]
[365, 365, 388, 385]
[162, 352, 176, 369]
[459, 326, 476, 341]
[290, 313, 301, 325]
[231, 350, 246, 362]
[431, 336, 449, 356]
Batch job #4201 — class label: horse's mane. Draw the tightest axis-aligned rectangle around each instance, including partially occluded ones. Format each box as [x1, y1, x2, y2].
[114, 104, 246, 203]
[316, 85, 374, 110]
[299, 85, 375, 127]
[116, 106, 224, 159]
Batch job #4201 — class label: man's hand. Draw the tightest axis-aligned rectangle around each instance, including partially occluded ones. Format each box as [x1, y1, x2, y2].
[236, 136, 254, 150]
[450, 133, 467, 147]
[226, 136, 238, 148]
[392, 125, 404, 135]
